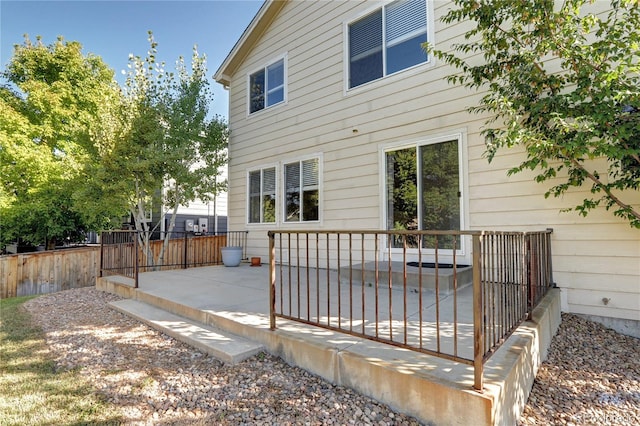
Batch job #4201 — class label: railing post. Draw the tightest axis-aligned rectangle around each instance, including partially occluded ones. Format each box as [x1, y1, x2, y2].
[269, 231, 276, 330]
[546, 228, 554, 290]
[472, 233, 484, 391]
[525, 233, 533, 320]
[134, 231, 139, 289]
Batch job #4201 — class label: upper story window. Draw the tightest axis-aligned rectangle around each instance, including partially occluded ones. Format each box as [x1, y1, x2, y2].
[348, 0, 428, 89]
[249, 56, 286, 114]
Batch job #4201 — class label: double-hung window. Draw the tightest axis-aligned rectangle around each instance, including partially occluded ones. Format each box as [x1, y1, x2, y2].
[285, 159, 319, 222]
[249, 57, 285, 114]
[248, 158, 321, 225]
[348, 0, 428, 89]
[248, 167, 276, 223]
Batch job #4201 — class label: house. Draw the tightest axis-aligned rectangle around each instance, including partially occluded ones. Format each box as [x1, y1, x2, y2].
[162, 166, 229, 236]
[214, 0, 639, 341]
[124, 164, 229, 238]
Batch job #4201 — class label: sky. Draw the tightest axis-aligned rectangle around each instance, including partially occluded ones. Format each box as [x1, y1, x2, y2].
[0, 0, 264, 118]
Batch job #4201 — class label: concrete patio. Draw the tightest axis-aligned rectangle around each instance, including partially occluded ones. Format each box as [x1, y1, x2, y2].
[97, 263, 561, 426]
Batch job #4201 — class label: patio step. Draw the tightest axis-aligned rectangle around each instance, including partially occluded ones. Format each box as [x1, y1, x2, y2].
[342, 261, 473, 295]
[109, 299, 264, 364]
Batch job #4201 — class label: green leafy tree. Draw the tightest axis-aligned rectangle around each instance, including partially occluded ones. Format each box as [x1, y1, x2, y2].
[159, 47, 229, 241]
[387, 148, 418, 232]
[86, 32, 228, 266]
[426, 0, 640, 227]
[0, 36, 121, 249]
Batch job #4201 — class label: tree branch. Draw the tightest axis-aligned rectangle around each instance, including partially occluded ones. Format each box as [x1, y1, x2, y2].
[568, 156, 640, 221]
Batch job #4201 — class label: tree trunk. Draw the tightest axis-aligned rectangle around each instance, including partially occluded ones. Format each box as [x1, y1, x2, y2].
[158, 191, 181, 267]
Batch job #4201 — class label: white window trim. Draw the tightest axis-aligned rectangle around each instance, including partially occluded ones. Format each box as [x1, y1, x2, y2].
[378, 131, 470, 265]
[246, 52, 288, 117]
[246, 163, 279, 227]
[281, 153, 323, 226]
[245, 154, 324, 228]
[343, 0, 435, 95]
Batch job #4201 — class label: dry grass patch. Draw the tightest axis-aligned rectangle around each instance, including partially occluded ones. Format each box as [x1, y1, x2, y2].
[0, 295, 123, 426]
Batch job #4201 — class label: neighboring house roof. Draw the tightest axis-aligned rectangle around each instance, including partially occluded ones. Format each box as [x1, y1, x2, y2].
[214, 0, 287, 87]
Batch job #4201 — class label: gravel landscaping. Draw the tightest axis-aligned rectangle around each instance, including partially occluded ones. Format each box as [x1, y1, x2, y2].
[23, 287, 639, 425]
[519, 313, 639, 426]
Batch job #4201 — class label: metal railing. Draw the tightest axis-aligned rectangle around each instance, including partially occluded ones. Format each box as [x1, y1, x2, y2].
[100, 230, 248, 287]
[267, 229, 554, 391]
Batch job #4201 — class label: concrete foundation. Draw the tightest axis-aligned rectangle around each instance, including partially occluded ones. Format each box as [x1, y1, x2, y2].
[576, 313, 640, 339]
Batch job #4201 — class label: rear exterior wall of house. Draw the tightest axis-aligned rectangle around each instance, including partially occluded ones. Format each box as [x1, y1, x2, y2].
[221, 0, 640, 331]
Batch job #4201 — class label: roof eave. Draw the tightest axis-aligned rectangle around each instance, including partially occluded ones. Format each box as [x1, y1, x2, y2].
[214, 0, 287, 87]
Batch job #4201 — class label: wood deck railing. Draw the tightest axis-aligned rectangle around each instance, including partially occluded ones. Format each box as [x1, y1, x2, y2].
[99, 230, 248, 287]
[267, 229, 554, 392]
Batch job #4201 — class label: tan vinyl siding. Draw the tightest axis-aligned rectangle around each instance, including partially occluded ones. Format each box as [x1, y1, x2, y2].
[221, 0, 640, 323]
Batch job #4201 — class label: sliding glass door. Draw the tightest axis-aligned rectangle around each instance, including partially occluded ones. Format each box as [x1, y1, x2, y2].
[385, 138, 462, 252]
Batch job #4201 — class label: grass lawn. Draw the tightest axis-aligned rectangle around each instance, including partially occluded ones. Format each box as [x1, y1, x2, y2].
[0, 295, 123, 426]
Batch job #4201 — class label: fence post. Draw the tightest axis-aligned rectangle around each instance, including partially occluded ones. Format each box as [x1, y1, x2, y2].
[183, 233, 188, 269]
[99, 232, 105, 277]
[472, 233, 484, 392]
[134, 231, 139, 289]
[269, 231, 276, 330]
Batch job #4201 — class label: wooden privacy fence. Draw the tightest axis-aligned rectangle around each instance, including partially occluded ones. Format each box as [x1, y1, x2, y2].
[0, 247, 100, 299]
[100, 231, 248, 287]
